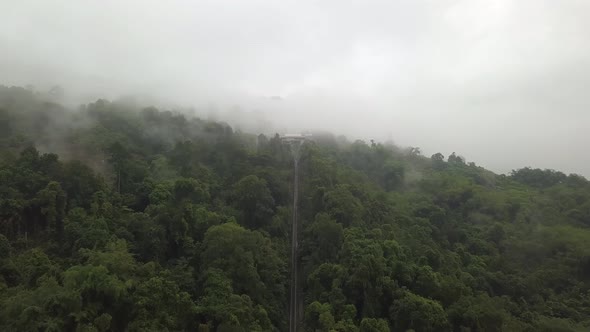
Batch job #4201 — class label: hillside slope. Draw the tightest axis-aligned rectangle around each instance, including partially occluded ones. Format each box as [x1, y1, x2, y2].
[1, 85, 590, 331]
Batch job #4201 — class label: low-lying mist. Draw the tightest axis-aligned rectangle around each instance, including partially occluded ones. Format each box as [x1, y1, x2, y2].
[1, 0, 589, 176]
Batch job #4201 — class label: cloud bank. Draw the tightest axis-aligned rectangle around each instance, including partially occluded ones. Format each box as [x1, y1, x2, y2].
[1, 0, 589, 175]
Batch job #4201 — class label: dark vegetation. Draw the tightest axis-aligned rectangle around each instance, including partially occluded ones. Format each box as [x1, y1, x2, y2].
[1, 85, 590, 331]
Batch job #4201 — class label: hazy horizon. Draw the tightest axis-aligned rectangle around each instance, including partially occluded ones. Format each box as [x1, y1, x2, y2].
[2, 0, 589, 176]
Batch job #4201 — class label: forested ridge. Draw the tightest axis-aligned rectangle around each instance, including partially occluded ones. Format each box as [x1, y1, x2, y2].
[1, 85, 590, 332]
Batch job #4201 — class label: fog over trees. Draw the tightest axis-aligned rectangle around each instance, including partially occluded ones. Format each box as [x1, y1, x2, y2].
[1, 1, 590, 331]
[1, 0, 589, 176]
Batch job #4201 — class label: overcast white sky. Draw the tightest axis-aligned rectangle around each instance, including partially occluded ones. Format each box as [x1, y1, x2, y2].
[1, 0, 589, 176]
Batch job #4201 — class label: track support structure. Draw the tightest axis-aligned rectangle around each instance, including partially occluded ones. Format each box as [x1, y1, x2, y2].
[281, 133, 310, 332]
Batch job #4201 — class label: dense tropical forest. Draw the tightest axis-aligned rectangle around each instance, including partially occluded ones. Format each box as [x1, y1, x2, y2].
[1, 85, 589, 332]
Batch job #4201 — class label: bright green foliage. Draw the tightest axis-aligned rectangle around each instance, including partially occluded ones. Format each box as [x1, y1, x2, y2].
[305, 301, 336, 331]
[323, 185, 364, 226]
[390, 291, 449, 331]
[0, 275, 81, 332]
[129, 276, 196, 331]
[1, 85, 590, 331]
[197, 268, 272, 331]
[14, 248, 57, 287]
[359, 317, 389, 332]
[201, 222, 286, 328]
